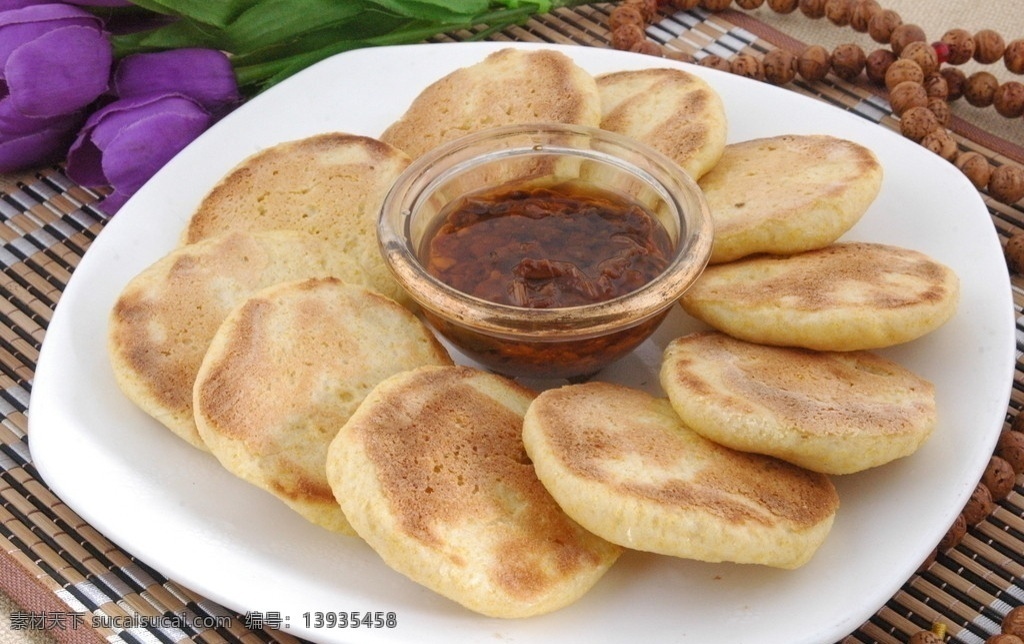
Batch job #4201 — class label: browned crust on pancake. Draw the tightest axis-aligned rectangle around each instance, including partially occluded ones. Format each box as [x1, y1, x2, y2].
[108, 230, 338, 449]
[329, 365, 620, 616]
[697, 134, 883, 263]
[522, 381, 837, 568]
[596, 67, 727, 179]
[193, 278, 451, 533]
[679, 242, 960, 350]
[660, 331, 937, 473]
[380, 48, 601, 159]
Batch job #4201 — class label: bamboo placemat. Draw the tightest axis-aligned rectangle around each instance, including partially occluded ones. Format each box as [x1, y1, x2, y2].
[2, 5, 1023, 644]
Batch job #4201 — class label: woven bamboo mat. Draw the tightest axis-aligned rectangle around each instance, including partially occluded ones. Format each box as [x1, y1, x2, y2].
[2, 5, 1023, 644]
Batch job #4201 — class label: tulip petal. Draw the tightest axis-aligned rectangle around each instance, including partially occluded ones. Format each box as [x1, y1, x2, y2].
[66, 93, 212, 210]
[0, 94, 77, 134]
[0, 1, 53, 10]
[99, 106, 211, 212]
[66, 93, 161, 185]
[0, 3, 102, 67]
[0, 114, 79, 172]
[114, 49, 240, 111]
[6, 24, 112, 118]
[64, 0, 133, 6]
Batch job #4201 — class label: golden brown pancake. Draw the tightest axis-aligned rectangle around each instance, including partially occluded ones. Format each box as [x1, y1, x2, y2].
[193, 278, 452, 534]
[379, 48, 602, 160]
[326, 365, 621, 616]
[679, 242, 960, 351]
[595, 67, 727, 180]
[108, 230, 349, 449]
[660, 331, 938, 474]
[522, 381, 839, 569]
[182, 132, 411, 304]
[697, 134, 883, 264]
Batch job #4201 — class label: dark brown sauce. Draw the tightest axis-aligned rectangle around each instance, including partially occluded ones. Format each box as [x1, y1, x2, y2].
[422, 181, 674, 308]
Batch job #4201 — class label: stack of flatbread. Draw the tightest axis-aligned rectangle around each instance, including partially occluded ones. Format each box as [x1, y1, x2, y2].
[107, 47, 959, 619]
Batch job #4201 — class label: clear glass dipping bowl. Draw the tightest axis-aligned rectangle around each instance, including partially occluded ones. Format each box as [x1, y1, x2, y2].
[378, 123, 713, 380]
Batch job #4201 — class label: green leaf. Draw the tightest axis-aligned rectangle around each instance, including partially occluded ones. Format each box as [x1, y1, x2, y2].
[363, 0, 489, 22]
[119, 0, 252, 27]
[222, 0, 375, 53]
[229, 10, 414, 66]
[110, 19, 227, 56]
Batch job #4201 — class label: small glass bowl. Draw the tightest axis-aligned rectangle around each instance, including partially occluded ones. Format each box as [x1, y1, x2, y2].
[378, 123, 713, 380]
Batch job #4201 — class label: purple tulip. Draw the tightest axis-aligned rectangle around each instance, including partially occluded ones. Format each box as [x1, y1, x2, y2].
[66, 47, 240, 212]
[67, 94, 214, 212]
[115, 49, 241, 115]
[0, 3, 112, 171]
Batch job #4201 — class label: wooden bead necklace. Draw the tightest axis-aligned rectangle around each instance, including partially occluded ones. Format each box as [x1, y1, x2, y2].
[606, 2, 1024, 640]
[604, 0, 1024, 209]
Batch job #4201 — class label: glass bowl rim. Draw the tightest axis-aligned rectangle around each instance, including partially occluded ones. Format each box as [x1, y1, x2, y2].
[377, 122, 714, 339]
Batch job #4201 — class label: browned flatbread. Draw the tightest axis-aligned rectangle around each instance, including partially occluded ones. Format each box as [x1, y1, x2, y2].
[679, 242, 960, 351]
[193, 278, 452, 533]
[595, 67, 727, 180]
[697, 134, 883, 264]
[660, 331, 937, 474]
[326, 365, 621, 616]
[108, 230, 349, 449]
[182, 132, 411, 304]
[380, 48, 602, 160]
[522, 381, 839, 569]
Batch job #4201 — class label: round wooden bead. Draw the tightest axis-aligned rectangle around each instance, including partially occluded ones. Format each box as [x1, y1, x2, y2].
[941, 28, 976, 65]
[982, 455, 1017, 501]
[799, 0, 827, 18]
[1004, 606, 1024, 639]
[921, 128, 958, 161]
[927, 97, 951, 127]
[698, 54, 732, 71]
[956, 152, 993, 189]
[964, 71, 1000, 107]
[1003, 231, 1024, 270]
[609, 5, 645, 31]
[865, 48, 896, 84]
[626, 0, 659, 21]
[700, 0, 733, 11]
[762, 48, 798, 84]
[901, 40, 939, 75]
[996, 428, 1024, 471]
[1006, 39, 1024, 74]
[730, 53, 765, 80]
[850, 0, 880, 33]
[884, 58, 925, 90]
[989, 164, 1024, 204]
[824, 0, 853, 26]
[611, 23, 647, 50]
[831, 42, 865, 79]
[974, 29, 1006, 64]
[767, 0, 799, 13]
[735, 0, 766, 8]
[888, 80, 928, 114]
[670, 0, 702, 8]
[985, 635, 1024, 644]
[890, 23, 926, 55]
[899, 105, 940, 141]
[797, 44, 831, 81]
[941, 67, 967, 101]
[962, 482, 993, 526]
[923, 72, 949, 100]
[938, 512, 967, 551]
[868, 9, 901, 45]
[994, 81, 1024, 118]
[908, 631, 944, 644]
